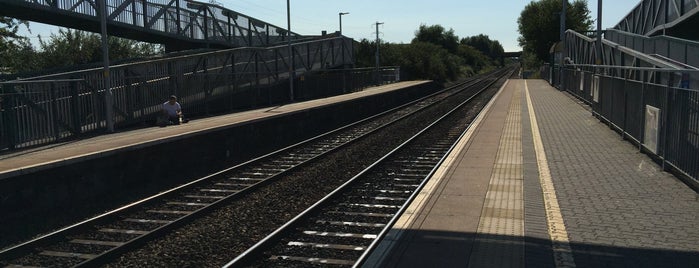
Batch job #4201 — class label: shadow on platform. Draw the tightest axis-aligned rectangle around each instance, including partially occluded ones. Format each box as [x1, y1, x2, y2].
[378, 230, 699, 268]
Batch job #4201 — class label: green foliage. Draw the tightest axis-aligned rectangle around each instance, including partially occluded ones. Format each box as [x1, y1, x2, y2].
[401, 42, 464, 82]
[0, 17, 35, 74]
[355, 24, 505, 83]
[460, 34, 505, 66]
[521, 50, 543, 70]
[457, 44, 490, 73]
[518, 0, 593, 64]
[1, 22, 162, 75]
[0, 17, 27, 41]
[413, 24, 459, 53]
[39, 29, 162, 69]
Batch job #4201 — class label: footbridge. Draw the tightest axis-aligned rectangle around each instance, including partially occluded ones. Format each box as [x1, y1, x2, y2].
[0, 0, 301, 51]
[0, 0, 406, 152]
[613, 0, 699, 40]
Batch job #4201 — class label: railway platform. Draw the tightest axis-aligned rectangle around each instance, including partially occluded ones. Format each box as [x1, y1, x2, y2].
[366, 79, 699, 267]
[0, 81, 432, 179]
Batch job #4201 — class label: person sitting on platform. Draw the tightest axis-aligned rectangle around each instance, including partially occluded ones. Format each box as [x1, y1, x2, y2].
[159, 95, 187, 126]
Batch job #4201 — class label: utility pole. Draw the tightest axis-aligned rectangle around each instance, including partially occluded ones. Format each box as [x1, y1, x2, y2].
[374, 21, 383, 85]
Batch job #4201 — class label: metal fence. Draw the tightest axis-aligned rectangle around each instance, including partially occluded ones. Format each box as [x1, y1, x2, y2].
[1, 79, 96, 149]
[554, 65, 699, 187]
[0, 37, 408, 151]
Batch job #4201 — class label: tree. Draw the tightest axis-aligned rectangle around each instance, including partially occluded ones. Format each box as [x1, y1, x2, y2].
[399, 41, 461, 82]
[517, 0, 593, 63]
[0, 17, 36, 74]
[461, 34, 505, 66]
[38, 29, 162, 69]
[456, 44, 489, 73]
[355, 24, 507, 83]
[39, 29, 102, 68]
[412, 24, 459, 54]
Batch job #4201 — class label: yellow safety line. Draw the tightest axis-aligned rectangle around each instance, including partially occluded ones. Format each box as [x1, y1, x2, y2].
[524, 81, 576, 268]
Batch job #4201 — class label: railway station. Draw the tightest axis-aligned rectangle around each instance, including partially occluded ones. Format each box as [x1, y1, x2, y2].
[1, 0, 698, 267]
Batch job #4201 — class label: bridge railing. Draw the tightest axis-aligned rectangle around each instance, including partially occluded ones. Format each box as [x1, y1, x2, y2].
[554, 65, 699, 188]
[613, 0, 699, 37]
[605, 29, 699, 68]
[0, 37, 407, 151]
[0, 0, 300, 48]
[563, 30, 691, 85]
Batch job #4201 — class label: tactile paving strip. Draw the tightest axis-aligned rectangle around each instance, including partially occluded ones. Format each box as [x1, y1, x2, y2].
[468, 84, 524, 267]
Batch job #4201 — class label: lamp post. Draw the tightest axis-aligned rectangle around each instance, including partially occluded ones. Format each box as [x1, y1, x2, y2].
[375, 22, 383, 85]
[287, 0, 294, 101]
[339, 12, 349, 34]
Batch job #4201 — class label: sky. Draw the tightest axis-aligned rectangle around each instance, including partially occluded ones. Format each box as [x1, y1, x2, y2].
[17, 0, 642, 52]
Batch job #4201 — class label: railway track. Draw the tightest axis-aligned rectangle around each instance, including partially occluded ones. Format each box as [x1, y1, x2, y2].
[0, 68, 511, 267]
[226, 67, 515, 267]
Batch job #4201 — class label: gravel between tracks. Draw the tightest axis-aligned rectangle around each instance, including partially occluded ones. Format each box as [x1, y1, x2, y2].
[103, 77, 502, 267]
[104, 112, 423, 267]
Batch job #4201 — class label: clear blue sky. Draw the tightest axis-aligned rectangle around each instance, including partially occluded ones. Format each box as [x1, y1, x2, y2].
[18, 0, 641, 52]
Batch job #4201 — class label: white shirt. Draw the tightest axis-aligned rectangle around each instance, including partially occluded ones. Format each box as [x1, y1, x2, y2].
[163, 101, 181, 117]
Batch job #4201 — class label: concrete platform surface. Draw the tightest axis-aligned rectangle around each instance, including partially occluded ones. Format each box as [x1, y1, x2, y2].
[0, 81, 430, 179]
[366, 79, 699, 268]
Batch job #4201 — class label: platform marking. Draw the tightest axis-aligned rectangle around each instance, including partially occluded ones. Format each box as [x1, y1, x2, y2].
[524, 81, 576, 268]
[468, 79, 524, 267]
[361, 80, 512, 267]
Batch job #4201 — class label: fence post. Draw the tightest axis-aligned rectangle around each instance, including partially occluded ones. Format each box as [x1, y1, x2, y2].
[622, 74, 628, 139]
[638, 70, 646, 151]
[1, 84, 17, 149]
[49, 82, 60, 141]
[70, 79, 82, 135]
[660, 74, 673, 171]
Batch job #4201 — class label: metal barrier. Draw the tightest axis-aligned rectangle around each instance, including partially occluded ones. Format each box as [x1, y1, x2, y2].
[1, 79, 95, 150]
[556, 65, 699, 187]
[0, 39, 407, 151]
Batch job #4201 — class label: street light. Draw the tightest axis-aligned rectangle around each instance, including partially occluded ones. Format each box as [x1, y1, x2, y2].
[339, 12, 349, 34]
[287, 0, 294, 101]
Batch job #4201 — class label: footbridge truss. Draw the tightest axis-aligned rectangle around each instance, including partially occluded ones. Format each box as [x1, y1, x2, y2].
[0, 0, 301, 51]
[613, 0, 699, 40]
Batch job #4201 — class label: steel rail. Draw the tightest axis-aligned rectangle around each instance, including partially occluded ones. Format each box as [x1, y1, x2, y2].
[224, 67, 515, 267]
[0, 71, 492, 267]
